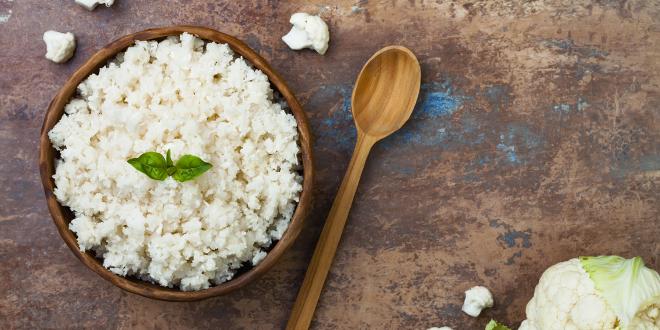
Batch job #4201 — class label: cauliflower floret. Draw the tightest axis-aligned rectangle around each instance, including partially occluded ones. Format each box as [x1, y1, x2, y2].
[75, 0, 115, 11]
[462, 286, 494, 317]
[281, 13, 330, 55]
[43, 31, 76, 63]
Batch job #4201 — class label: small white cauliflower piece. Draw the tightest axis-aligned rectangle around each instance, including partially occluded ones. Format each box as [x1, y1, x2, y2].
[520, 256, 660, 330]
[462, 286, 494, 317]
[282, 13, 330, 55]
[75, 0, 114, 11]
[43, 31, 76, 63]
[427, 327, 452, 330]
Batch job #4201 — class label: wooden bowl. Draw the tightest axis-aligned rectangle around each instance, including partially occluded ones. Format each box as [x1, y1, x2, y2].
[38, 26, 314, 301]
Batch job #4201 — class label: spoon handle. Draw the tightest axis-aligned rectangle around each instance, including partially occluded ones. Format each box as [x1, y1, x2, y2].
[287, 132, 376, 330]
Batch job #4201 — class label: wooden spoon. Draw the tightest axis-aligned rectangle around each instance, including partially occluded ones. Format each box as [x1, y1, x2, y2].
[287, 46, 421, 329]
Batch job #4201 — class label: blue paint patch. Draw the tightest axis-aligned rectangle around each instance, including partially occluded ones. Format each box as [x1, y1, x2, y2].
[497, 138, 519, 164]
[476, 154, 491, 166]
[505, 251, 523, 265]
[499, 230, 532, 248]
[381, 81, 466, 148]
[552, 97, 589, 114]
[461, 173, 481, 182]
[613, 154, 660, 178]
[490, 220, 533, 248]
[546, 38, 573, 51]
[484, 85, 507, 102]
[544, 39, 609, 58]
[495, 124, 543, 165]
[314, 80, 545, 179]
[552, 103, 572, 113]
[315, 85, 356, 150]
[577, 97, 589, 111]
[317, 82, 466, 150]
[482, 84, 511, 111]
[489, 219, 531, 265]
[640, 155, 660, 172]
[462, 153, 493, 183]
[441, 112, 487, 147]
[396, 166, 416, 176]
[416, 82, 465, 119]
[421, 92, 461, 117]
[542, 39, 607, 88]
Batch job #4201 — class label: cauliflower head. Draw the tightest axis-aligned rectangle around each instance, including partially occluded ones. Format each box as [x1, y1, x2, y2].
[520, 256, 660, 330]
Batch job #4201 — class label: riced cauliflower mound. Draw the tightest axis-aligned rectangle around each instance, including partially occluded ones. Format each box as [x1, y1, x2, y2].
[48, 33, 302, 291]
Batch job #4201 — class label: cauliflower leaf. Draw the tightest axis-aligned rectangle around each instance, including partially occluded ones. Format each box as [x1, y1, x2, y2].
[580, 256, 660, 328]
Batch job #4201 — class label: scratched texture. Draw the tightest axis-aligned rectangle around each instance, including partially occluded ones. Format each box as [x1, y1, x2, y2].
[1, 0, 659, 329]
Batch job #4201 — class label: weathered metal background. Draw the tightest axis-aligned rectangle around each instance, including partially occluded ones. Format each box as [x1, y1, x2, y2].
[1, 0, 658, 329]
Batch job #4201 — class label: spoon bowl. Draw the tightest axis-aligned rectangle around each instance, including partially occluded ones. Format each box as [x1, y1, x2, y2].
[352, 46, 421, 139]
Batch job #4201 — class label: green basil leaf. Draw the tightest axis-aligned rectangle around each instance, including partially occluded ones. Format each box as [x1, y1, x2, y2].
[128, 151, 212, 182]
[127, 152, 168, 181]
[166, 149, 173, 168]
[172, 154, 213, 182]
[127, 158, 144, 172]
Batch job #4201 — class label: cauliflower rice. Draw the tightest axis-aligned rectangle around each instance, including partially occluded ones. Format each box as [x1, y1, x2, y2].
[48, 33, 302, 291]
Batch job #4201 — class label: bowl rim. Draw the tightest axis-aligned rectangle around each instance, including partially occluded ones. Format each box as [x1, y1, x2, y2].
[38, 26, 314, 301]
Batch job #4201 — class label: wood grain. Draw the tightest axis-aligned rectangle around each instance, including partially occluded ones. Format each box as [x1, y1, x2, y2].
[38, 26, 314, 302]
[287, 46, 420, 329]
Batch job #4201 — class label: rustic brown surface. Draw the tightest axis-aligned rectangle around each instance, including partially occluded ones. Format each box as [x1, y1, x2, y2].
[1, 0, 659, 329]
